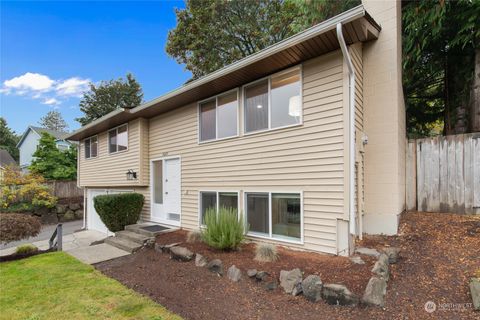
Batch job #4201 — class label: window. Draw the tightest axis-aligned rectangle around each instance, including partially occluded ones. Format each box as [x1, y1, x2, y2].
[108, 124, 128, 153]
[153, 161, 163, 204]
[199, 191, 239, 225]
[84, 136, 98, 159]
[57, 144, 69, 152]
[245, 192, 301, 242]
[199, 91, 238, 142]
[244, 67, 301, 133]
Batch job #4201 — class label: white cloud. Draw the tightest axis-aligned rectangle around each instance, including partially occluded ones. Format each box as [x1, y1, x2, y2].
[43, 97, 60, 105]
[3, 72, 55, 92]
[56, 77, 90, 98]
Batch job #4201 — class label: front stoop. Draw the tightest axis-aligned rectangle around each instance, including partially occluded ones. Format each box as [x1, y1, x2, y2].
[105, 223, 173, 253]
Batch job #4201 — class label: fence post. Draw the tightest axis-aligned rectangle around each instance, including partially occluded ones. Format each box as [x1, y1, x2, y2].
[57, 224, 63, 251]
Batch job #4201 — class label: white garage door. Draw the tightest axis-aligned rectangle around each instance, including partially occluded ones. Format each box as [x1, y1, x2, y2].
[87, 189, 133, 235]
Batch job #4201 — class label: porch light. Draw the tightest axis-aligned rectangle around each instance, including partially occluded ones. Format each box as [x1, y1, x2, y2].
[126, 169, 137, 180]
[288, 95, 301, 117]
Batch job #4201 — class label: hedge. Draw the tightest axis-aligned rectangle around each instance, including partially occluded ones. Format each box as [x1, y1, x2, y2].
[0, 213, 42, 244]
[93, 193, 144, 232]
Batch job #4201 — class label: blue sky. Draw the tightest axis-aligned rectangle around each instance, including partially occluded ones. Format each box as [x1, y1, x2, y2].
[0, 1, 190, 134]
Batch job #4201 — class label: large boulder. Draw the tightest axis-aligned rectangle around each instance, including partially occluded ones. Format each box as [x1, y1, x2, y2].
[322, 284, 359, 306]
[279, 268, 303, 294]
[169, 246, 194, 262]
[355, 247, 380, 258]
[62, 210, 76, 222]
[207, 259, 223, 275]
[41, 211, 58, 224]
[362, 276, 387, 307]
[55, 204, 67, 214]
[371, 253, 389, 280]
[195, 253, 208, 267]
[155, 242, 181, 253]
[383, 247, 400, 264]
[69, 203, 81, 211]
[227, 265, 242, 282]
[470, 278, 480, 311]
[302, 275, 323, 302]
[74, 209, 84, 219]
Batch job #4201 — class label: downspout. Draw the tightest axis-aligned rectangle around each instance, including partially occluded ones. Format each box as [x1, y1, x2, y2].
[336, 23, 357, 238]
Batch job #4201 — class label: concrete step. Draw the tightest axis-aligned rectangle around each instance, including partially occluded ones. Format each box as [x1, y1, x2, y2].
[125, 224, 171, 237]
[104, 236, 142, 253]
[115, 230, 152, 245]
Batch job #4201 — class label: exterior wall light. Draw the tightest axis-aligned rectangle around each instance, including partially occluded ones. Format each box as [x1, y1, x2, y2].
[126, 169, 137, 180]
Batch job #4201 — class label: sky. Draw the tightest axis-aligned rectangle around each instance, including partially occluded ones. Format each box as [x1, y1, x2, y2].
[0, 0, 191, 134]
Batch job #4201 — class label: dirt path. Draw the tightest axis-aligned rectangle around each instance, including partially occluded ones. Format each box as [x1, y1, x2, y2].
[96, 212, 479, 319]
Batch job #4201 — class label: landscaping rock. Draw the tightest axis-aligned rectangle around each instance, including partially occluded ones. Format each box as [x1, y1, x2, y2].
[355, 247, 380, 258]
[302, 275, 323, 302]
[207, 259, 223, 275]
[349, 256, 365, 265]
[227, 265, 242, 282]
[247, 269, 257, 278]
[279, 268, 303, 294]
[41, 211, 58, 224]
[322, 284, 359, 306]
[74, 209, 83, 219]
[155, 242, 181, 253]
[264, 280, 278, 291]
[69, 203, 81, 211]
[62, 210, 76, 221]
[292, 282, 303, 296]
[255, 271, 268, 282]
[371, 253, 389, 280]
[144, 238, 155, 248]
[195, 254, 208, 267]
[362, 276, 387, 307]
[56, 204, 67, 214]
[169, 246, 194, 262]
[470, 278, 480, 311]
[383, 247, 400, 264]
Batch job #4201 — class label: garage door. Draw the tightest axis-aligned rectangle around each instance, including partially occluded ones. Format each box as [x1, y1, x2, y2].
[87, 189, 133, 235]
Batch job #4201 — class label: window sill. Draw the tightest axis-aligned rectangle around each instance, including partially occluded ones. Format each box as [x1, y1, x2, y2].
[246, 232, 303, 245]
[108, 149, 129, 156]
[243, 122, 303, 137]
[198, 134, 239, 145]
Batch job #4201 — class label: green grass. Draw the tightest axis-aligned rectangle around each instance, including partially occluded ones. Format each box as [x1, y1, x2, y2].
[0, 252, 181, 320]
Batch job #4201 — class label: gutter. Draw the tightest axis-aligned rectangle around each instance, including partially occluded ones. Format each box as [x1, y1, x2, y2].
[336, 23, 357, 238]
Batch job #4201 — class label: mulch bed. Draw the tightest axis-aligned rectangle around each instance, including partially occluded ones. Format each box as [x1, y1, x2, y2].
[95, 211, 480, 319]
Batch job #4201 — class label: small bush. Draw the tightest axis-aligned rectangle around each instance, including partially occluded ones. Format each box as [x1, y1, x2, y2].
[15, 244, 38, 255]
[93, 193, 144, 232]
[186, 230, 202, 243]
[0, 213, 42, 244]
[254, 243, 279, 262]
[201, 207, 247, 250]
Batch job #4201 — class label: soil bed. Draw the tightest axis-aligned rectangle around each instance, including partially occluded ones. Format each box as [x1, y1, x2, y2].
[96, 212, 480, 319]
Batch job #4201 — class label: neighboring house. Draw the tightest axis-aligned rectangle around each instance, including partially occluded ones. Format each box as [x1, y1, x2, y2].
[0, 149, 17, 182]
[16, 126, 72, 171]
[67, 1, 406, 256]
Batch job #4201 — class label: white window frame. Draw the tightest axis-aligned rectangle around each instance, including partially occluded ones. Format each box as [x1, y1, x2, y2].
[243, 65, 303, 135]
[108, 123, 128, 154]
[198, 88, 240, 144]
[198, 190, 241, 227]
[244, 191, 304, 245]
[84, 135, 98, 159]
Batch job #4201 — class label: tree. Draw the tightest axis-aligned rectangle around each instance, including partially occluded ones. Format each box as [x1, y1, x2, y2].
[76, 73, 143, 126]
[403, 0, 479, 137]
[166, 0, 359, 78]
[0, 117, 20, 162]
[29, 133, 77, 180]
[38, 110, 68, 132]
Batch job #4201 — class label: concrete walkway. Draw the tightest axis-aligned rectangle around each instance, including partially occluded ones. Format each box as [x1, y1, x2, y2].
[0, 229, 130, 264]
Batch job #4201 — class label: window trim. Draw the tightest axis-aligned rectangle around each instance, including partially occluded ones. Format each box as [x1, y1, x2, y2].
[198, 88, 240, 144]
[244, 190, 304, 245]
[198, 190, 241, 227]
[242, 65, 303, 135]
[84, 135, 98, 159]
[108, 123, 129, 154]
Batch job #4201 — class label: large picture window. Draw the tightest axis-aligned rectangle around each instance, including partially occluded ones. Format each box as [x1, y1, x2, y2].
[245, 192, 301, 242]
[244, 67, 301, 133]
[84, 136, 98, 159]
[199, 191, 239, 225]
[108, 124, 128, 153]
[199, 91, 238, 142]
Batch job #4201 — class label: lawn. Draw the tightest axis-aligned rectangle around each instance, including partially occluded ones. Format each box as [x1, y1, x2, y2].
[0, 252, 181, 320]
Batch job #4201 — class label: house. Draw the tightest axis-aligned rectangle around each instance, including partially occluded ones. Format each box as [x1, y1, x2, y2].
[16, 126, 72, 171]
[66, 1, 406, 256]
[0, 149, 17, 182]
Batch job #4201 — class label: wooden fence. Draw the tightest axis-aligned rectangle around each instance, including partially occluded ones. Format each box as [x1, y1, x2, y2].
[406, 133, 480, 214]
[45, 180, 83, 199]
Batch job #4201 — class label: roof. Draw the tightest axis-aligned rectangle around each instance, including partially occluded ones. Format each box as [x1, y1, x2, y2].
[16, 126, 70, 148]
[67, 4, 380, 141]
[0, 149, 16, 168]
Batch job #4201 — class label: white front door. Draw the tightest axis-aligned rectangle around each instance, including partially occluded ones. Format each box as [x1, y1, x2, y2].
[151, 157, 181, 226]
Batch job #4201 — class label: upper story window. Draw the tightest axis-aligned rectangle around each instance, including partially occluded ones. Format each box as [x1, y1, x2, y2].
[84, 136, 98, 159]
[108, 124, 128, 153]
[199, 90, 238, 142]
[244, 67, 301, 134]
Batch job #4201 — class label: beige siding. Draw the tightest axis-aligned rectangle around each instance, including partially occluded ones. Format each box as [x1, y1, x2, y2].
[146, 51, 346, 254]
[78, 118, 149, 187]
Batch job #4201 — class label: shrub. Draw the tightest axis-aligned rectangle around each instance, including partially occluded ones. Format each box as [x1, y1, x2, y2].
[15, 244, 38, 255]
[0, 213, 42, 244]
[254, 243, 279, 262]
[93, 193, 144, 232]
[201, 206, 246, 250]
[186, 230, 202, 243]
